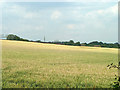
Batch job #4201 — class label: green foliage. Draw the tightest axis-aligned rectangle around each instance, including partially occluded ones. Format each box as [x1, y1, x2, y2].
[88, 41, 103, 46]
[6, 34, 29, 42]
[66, 40, 74, 45]
[6, 34, 120, 48]
[7, 34, 21, 40]
[81, 43, 87, 46]
[84, 41, 119, 48]
[52, 40, 81, 46]
[69, 40, 74, 44]
[74, 42, 81, 46]
[36, 40, 41, 43]
[107, 62, 120, 88]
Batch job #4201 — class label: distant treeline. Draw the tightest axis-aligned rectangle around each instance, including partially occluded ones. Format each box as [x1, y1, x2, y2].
[6, 34, 120, 48]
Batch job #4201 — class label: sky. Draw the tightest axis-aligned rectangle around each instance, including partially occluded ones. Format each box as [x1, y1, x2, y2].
[1, 1, 118, 43]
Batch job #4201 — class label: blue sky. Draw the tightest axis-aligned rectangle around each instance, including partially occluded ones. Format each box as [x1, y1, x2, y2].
[2, 1, 118, 43]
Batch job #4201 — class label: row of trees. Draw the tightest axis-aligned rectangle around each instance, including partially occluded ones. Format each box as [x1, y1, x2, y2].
[49, 40, 81, 46]
[6, 34, 120, 48]
[47, 40, 120, 48]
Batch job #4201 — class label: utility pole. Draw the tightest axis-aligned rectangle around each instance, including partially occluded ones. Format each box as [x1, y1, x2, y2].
[44, 36, 45, 42]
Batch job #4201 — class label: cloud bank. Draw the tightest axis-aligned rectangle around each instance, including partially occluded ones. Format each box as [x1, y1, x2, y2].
[2, 2, 118, 42]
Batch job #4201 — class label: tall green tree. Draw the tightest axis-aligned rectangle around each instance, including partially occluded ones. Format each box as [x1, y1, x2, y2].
[74, 42, 81, 46]
[7, 34, 21, 40]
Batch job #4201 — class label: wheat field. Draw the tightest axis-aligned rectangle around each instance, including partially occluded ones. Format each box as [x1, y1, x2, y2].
[2, 40, 118, 88]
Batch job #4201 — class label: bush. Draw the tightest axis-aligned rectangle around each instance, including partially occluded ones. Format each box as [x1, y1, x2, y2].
[107, 62, 120, 88]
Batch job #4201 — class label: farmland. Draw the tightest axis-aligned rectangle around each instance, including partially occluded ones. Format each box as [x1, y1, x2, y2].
[2, 40, 118, 88]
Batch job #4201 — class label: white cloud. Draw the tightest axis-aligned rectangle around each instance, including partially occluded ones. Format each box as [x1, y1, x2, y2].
[24, 12, 37, 19]
[97, 4, 118, 15]
[2, 2, 117, 42]
[66, 24, 76, 29]
[64, 3, 118, 34]
[20, 25, 44, 31]
[110, 4, 118, 15]
[35, 26, 44, 30]
[86, 4, 118, 17]
[5, 4, 40, 19]
[51, 11, 62, 20]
